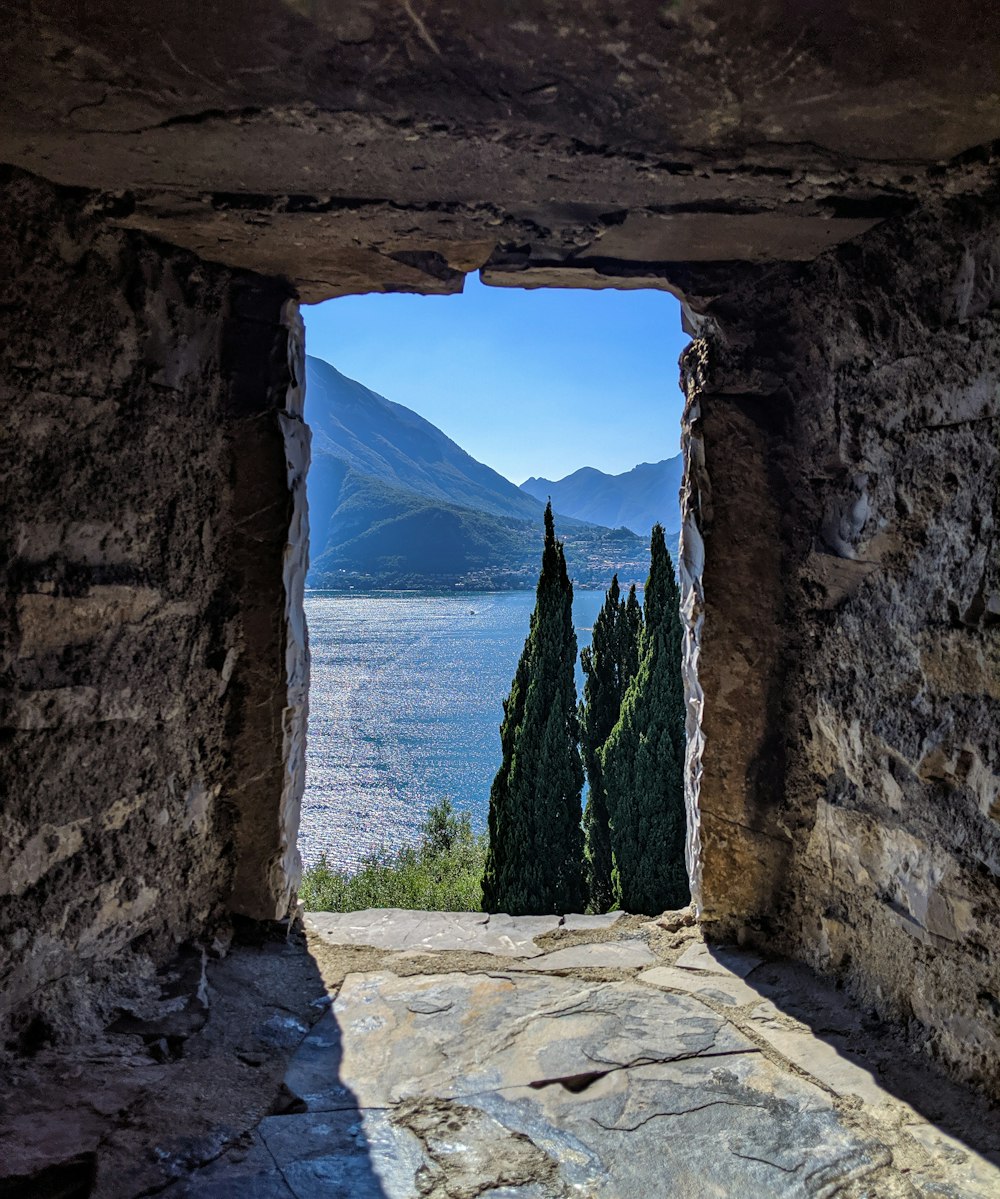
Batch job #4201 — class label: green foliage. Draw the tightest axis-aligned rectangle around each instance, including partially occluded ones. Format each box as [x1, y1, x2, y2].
[623, 582, 643, 681]
[601, 524, 689, 915]
[305, 355, 652, 590]
[311, 467, 532, 578]
[482, 503, 586, 915]
[309, 465, 652, 591]
[300, 798, 487, 912]
[579, 575, 644, 912]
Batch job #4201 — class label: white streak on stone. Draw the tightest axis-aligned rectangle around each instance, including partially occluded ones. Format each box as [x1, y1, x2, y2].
[276, 299, 310, 917]
[679, 390, 706, 914]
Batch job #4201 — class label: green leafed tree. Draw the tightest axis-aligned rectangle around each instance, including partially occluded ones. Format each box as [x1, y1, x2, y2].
[482, 502, 585, 915]
[579, 575, 643, 912]
[601, 523, 689, 915]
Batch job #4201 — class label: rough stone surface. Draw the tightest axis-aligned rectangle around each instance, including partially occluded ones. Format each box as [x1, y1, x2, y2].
[306, 909, 562, 957]
[6, 919, 1000, 1197]
[680, 188, 1000, 1097]
[0, 170, 306, 1048]
[296, 926, 1000, 1198]
[560, 911, 625, 932]
[5, 0, 1000, 1156]
[674, 941, 764, 978]
[330, 969, 753, 1107]
[2, 3, 1000, 299]
[227, 298, 311, 920]
[512, 940, 657, 971]
[292, 1054, 883, 1199]
[0, 927, 330, 1199]
[747, 1001, 900, 1117]
[639, 965, 765, 1009]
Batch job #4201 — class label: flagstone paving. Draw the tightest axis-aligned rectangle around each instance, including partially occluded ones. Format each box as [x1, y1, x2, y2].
[169, 910, 1000, 1199]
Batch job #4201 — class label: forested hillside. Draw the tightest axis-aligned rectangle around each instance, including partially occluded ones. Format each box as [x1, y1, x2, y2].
[305, 357, 649, 589]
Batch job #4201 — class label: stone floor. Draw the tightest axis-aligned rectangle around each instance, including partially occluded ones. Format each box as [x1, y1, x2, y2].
[4, 910, 1000, 1197]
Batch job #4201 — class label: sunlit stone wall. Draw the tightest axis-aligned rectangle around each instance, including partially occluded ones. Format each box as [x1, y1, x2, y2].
[680, 191, 1000, 1095]
[0, 171, 303, 1047]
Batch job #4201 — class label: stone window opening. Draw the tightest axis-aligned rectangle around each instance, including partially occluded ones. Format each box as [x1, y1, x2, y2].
[4, 6, 1000, 1187]
[290, 279, 696, 919]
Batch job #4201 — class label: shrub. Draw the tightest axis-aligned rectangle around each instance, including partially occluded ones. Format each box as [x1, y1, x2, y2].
[299, 798, 487, 912]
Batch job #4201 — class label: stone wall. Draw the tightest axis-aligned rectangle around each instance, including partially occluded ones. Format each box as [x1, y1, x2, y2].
[0, 171, 306, 1049]
[681, 190, 1000, 1094]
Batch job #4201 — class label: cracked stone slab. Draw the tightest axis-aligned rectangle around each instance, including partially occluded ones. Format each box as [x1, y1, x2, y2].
[902, 1122, 1000, 1198]
[456, 1056, 886, 1198]
[168, 1112, 424, 1199]
[329, 971, 755, 1107]
[674, 940, 765, 978]
[189, 950, 1000, 1199]
[510, 940, 657, 972]
[747, 1002, 908, 1117]
[259, 1110, 424, 1199]
[304, 909, 560, 957]
[165, 1130, 296, 1197]
[270, 970, 893, 1198]
[638, 964, 766, 1007]
[269, 1041, 883, 1198]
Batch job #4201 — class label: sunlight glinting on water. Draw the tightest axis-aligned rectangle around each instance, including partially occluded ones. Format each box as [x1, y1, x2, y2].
[300, 590, 606, 873]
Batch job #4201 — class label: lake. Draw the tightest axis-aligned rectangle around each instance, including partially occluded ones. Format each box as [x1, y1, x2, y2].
[300, 589, 607, 872]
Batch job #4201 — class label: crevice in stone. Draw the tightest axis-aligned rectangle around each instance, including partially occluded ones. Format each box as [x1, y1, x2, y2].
[146, 105, 265, 132]
[528, 1068, 610, 1093]
[258, 1132, 298, 1199]
[701, 810, 795, 842]
[730, 1148, 800, 1174]
[526, 1045, 760, 1094]
[592, 1096, 772, 1133]
[65, 91, 109, 121]
[818, 194, 919, 220]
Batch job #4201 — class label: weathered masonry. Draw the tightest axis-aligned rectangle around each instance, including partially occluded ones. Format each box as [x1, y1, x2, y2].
[1, 0, 998, 1106]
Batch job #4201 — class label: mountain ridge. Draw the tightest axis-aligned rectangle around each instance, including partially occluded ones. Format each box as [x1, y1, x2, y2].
[521, 456, 683, 536]
[304, 356, 650, 590]
[308, 358, 545, 523]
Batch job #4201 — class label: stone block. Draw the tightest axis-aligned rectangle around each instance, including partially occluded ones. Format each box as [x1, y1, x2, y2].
[674, 941, 764, 978]
[330, 971, 754, 1107]
[513, 940, 656, 971]
[305, 909, 561, 957]
[638, 964, 765, 1007]
[747, 1002, 897, 1116]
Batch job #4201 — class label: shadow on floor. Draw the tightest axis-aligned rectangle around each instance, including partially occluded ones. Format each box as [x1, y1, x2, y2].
[0, 921, 389, 1199]
[699, 941, 1000, 1181]
[6, 915, 1000, 1198]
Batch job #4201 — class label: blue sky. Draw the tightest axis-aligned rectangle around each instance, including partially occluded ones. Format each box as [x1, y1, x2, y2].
[303, 274, 689, 484]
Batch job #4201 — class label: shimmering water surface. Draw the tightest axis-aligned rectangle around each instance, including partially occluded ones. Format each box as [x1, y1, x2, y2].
[300, 590, 606, 871]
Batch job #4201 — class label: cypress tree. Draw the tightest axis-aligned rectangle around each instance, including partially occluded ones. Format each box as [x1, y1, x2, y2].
[601, 524, 688, 915]
[482, 502, 585, 915]
[579, 575, 643, 912]
[623, 583, 643, 684]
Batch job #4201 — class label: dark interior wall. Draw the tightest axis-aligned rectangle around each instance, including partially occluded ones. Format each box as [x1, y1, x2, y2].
[681, 192, 1000, 1094]
[0, 170, 305, 1048]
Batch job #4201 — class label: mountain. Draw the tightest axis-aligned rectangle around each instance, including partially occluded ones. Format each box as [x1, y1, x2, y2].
[520, 457, 684, 537]
[307, 357, 543, 524]
[304, 356, 649, 590]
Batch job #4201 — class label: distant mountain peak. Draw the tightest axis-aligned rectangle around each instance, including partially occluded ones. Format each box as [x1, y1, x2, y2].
[306, 354, 543, 522]
[520, 455, 683, 537]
